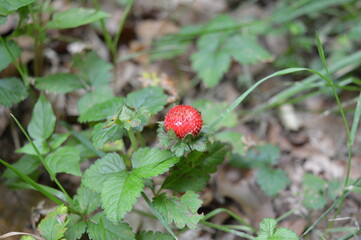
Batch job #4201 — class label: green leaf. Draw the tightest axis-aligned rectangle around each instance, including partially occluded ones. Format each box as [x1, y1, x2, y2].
[231, 144, 280, 169]
[38, 205, 69, 240]
[73, 184, 101, 215]
[16, 139, 50, 155]
[65, 215, 87, 240]
[47, 8, 109, 29]
[302, 173, 327, 210]
[224, 35, 271, 65]
[3, 155, 39, 182]
[257, 167, 290, 196]
[77, 87, 114, 114]
[216, 131, 245, 155]
[87, 213, 136, 240]
[191, 49, 231, 88]
[153, 191, 203, 229]
[163, 141, 228, 192]
[192, 99, 237, 130]
[126, 86, 167, 114]
[45, 146, 81, 176]
[49, 133, 71, 150]
[20, 236, 36, 240]
[92, 122, 125, 149]
[35, 73, 83, 93]
[78, 97, 124, 123]
[256, 218, 299, 240]
[0, 0, 35, 15]
[101, 173, 144, 223]
[132, 147, 179, 178]
[0, 41, 21, 71]
[74, 51, 112, 87]
[0, 78, 28, 107]
[136, 231, 173, 240]
[27, 95, 56, 140]
[82, 153, 126, 192]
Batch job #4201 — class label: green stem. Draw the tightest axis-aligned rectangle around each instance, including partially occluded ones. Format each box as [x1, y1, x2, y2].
[136, 130, 146, 147]
[128, 129, 138, 152]
[0, 37, 29, 86]
[11, 114, 73, 205]
[200, 220, 256, 240]
[112, 0, 134, 58]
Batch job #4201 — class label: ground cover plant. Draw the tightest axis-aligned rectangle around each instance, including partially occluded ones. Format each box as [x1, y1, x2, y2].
[1, 0, 361, 239]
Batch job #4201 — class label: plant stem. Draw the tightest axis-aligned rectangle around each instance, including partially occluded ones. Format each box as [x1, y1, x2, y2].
[128, 129, 138, 152]
[136, 130, 145, 147]
[201, 220, 256, 240]
[113, 0, 134, 56]
[11, 114, 73, 205]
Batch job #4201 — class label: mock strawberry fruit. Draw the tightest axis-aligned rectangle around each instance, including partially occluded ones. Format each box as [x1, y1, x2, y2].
[164, 105, 203, 139]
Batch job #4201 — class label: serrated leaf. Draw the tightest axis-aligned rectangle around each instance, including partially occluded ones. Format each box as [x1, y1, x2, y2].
[256, 218, 299, 240]
[77, 87, 114, 114]
[0, 0, 34, 14]
[73, 184, 101, 215]
[16, 139, 50, 155]
[216, 131, 245, 155]
[192, 99, 237, 130]
[87, 213, 136, 240]
[38, 205, 68, 240]
[0, 78, 28, 107]
[47, 8, 109, 29]
[78, 97, 124, 123]
[35, 73, 83, 93]
[82, 153, 126, 192]
[224, 35, 271, 65]
[74, 51, 112, 87]
[302, 173, 327, 210]
[257, 167, 289, 196]
[132, 147, 179, 178]
[163, 141, 228, 192]
[65, 215, 87, 240]
[0, 41, 21, 71]
[45, 146, 81, 176]
[136, 231, 173, 240]
[153, 191, 203, 229]
[191, 49, 231, 88]
[126, 86, 167, 114]
[92, 122, 124, 149]
[27, 95, 56, 140]
[101, 173, 144, 223]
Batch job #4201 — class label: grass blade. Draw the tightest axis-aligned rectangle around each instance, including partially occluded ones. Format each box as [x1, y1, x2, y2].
[350, 92, 361, 146]
[10, 114, 73, 204]
[0, 158, 63, 205]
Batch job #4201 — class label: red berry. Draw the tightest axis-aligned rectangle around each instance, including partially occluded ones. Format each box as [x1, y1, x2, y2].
[164, 105, 203, 139]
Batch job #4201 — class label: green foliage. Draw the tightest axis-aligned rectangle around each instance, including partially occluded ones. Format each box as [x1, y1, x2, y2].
[77, 87, 114, 114]
[73, 184, 101, 215]
[16, 139, 50, 155]
[38, 205, 69, 240]
[136, 231, 173, 240]
[302, 173, 328, 210]
[45, 146, 81, 176]
[78, 97, 124, 123]
[216, 131, 245, 155]
[191, 15, 270, 87]
[0, 41, 21, 72]
[163, 141, 229, 192]
[65, 215, 87, 240]
[3, 155, 39, 184]
[47, 8, 109, 29]
[73, 51, 112, 87]
[257, 167, 290, 196]
[0, 78, 28, 107]
[87, 213, 136, 240]
[256, 218, 299, 240]
[125, 86, 168, 114]
[35, 73, 83, 93]
[192, 99, 237, 131]
[153, 191, 203, 229]
[0, 0, 35, 15]
[83, 149, 179, 223]
[92, 122, 125, 149]
[27, 95, 56, 140]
